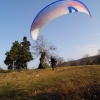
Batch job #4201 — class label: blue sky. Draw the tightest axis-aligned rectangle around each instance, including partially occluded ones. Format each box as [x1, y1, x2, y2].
[0, 0, 100, 69]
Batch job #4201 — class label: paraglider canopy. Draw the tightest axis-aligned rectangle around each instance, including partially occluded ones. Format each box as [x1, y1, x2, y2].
[30, 0, 92, 40]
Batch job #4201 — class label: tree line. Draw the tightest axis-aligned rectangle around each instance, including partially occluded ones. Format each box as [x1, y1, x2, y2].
[61, 55, 100, 66]
[4, 35, 64, 70]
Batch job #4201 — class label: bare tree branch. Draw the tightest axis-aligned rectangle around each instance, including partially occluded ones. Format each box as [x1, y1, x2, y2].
[31, 35, 57, 62]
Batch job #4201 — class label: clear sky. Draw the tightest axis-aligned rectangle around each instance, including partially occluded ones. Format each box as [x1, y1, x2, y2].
[0, 0, 100, 69]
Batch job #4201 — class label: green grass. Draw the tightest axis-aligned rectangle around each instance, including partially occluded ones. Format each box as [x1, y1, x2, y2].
[0, 65, 100, 100]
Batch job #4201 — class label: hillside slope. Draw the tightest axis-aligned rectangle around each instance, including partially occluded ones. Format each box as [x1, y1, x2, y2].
[0, 65, 100, 100]
[61, 55, 100, 66]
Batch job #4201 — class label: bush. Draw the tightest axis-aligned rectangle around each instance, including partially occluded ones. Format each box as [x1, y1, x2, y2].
[0, 67, 4, 73]
[0, 67, 12, 73]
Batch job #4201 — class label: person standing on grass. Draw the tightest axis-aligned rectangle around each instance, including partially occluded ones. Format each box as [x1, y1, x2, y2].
[50, 56, 57, 70]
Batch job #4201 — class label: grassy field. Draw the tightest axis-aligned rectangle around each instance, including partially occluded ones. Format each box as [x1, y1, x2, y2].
[0, 65, 100, 100]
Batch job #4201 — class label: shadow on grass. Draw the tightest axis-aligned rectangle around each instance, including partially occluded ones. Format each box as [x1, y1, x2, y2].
[80, 84, 100, 100]
[55, 83, 100, 100]
[0, 84, 100, 100]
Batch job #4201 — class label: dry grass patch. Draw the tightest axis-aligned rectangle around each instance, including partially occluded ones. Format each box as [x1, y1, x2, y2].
[0, 65, 100, 100]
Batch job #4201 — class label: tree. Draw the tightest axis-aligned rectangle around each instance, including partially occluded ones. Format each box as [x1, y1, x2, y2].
[21, 36, 33, 70]
[82, 54, 90, 65]
[94, 55, 100, 65]
[32, 35, 57, 69]
[4, 41, 21, 70]
[67, 58, 77, 66]
[83, 54, 89, 58]
[4, 36, 33, 70]
[97, 49, 100, 55]
[55, 56, 65, 65]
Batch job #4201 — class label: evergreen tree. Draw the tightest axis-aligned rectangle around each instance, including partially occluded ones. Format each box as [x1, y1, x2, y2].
[21, 36, 33, 70]
[4, 37, 33, 70]
[4, 41, 21, 70]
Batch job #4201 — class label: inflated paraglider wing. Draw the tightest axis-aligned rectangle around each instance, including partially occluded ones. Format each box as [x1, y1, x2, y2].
[30, 0, 92, 40]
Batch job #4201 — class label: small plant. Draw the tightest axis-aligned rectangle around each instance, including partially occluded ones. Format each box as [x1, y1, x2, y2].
[0, 66, 3, 71]
[0, 67, 2, 70]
